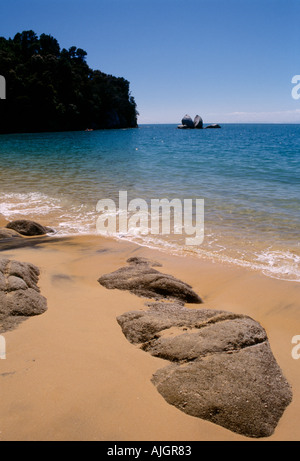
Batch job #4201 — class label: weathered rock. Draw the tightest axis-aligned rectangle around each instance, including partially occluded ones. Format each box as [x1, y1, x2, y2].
[6, 220, 54, 236]
[194, 115, 203, 129]
[117, 303, 264, 356]
[181, 114, 194, 128]
[98, 257, 202, 303]
[127, 256, 162, 267]
[101, 255, 292, 438]
[205, 124, 221, 129]
[0, 228, 24, 239]
[153, 343, 292, 438]
[118, 302, 214, 344]
[177, 124, 189, 129]
[117, 302, 292, 438]
[0, 258, 47, 332]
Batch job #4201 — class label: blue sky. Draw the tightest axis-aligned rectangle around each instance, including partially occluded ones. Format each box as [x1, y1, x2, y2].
[1, 0, 299, 123]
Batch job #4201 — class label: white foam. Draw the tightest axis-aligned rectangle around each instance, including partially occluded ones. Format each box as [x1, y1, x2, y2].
[255, 250, 300, 282]
[0, 192, 62, 217]
[1, 192, 299, 283]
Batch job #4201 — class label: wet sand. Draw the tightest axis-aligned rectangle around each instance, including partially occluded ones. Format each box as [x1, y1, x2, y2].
[0, 230, 299, 441]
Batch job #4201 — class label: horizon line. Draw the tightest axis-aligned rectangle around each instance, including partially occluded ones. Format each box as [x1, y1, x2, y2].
[137, 122, 300, 125]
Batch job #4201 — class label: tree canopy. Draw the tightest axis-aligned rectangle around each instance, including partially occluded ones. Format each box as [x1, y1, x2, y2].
[0, 31, 138, 133]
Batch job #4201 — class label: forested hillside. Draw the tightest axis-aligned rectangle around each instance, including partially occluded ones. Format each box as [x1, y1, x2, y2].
[0, 31, 138, 133]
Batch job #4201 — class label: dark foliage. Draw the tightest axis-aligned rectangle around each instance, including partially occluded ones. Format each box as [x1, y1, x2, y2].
[0, 31, 138, 133]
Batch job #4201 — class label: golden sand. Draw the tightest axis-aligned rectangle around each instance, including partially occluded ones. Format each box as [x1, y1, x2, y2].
[0, 234, 299, 441]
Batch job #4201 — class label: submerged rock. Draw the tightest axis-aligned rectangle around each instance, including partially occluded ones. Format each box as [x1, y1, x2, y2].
[98, 257, 202, 303]
[0, 258, 47, 332]
[6, 220, 54, 236]
[117, 302, 292, 438]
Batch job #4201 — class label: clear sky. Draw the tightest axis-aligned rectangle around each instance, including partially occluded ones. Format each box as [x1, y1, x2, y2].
[1, 0, 299, 124]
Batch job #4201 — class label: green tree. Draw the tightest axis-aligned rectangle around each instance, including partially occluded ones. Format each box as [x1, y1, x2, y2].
[0, 30, 138, 133]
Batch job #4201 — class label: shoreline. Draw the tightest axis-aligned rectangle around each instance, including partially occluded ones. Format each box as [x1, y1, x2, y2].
[1, 210, 299, 284]
[0, 231, 299, 441]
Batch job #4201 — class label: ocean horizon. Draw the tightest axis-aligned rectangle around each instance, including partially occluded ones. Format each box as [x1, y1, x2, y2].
[0, 123, 299, 282]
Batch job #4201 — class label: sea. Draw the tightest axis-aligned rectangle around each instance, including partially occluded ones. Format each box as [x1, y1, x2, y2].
[0, 124, 299, 282]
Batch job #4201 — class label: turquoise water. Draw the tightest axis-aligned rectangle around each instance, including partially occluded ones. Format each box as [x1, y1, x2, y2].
[0, 124, 299, 281]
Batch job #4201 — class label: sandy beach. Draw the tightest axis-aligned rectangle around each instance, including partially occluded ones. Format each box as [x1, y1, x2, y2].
[0, 213, 299, 441]
[1, 0, 299, 444]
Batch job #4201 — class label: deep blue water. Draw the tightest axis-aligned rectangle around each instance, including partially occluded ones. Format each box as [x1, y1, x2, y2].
[0, 124, 299, 280]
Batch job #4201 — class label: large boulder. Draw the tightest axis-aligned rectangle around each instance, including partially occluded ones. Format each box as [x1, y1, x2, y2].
[0, 258, 47, 332]
[181, 114, 194, 128]
[6, 220, 54, 236]
[117, 302, 293, 438]
[194, 115, 203, 129]
[98, 257, 202, 303]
